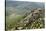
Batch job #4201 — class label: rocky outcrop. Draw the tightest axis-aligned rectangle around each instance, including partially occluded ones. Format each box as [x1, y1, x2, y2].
[19, 8, 45, 29]
[10, 8, 45, 30]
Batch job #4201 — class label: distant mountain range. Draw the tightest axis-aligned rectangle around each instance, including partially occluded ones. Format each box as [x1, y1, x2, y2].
[6, 1, 45, 16]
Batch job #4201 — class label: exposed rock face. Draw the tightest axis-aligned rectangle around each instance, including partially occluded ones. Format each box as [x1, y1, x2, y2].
[19, 8, 45, 29]
[10, 8, 45, 30]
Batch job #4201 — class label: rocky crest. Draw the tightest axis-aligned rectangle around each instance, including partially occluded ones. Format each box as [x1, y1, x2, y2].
[10, 8, 45, 30]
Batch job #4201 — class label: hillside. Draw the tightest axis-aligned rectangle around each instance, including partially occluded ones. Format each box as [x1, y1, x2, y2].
[6, 1, 45, 31]
[19, 8, 45, 29]
[6, 8, 45, 31]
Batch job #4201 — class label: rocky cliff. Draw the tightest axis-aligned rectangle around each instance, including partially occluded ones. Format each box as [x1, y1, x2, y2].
[11, 8, 45, 30]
